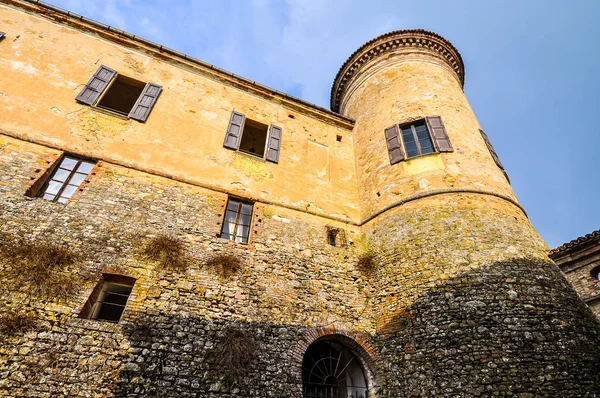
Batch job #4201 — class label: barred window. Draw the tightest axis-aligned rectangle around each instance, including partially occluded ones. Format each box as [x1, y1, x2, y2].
[82, 275, 135, 323]
[220, 198, 253, 244]
[38, 155, 95, 203]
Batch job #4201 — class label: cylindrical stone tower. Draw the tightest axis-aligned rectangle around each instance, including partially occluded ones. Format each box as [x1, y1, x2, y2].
[332, 30, 600, 396]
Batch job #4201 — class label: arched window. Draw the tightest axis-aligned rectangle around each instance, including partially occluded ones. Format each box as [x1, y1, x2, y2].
[302, 339, 369, 398]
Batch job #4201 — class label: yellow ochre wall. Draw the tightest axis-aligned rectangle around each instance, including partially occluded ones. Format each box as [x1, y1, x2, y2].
[0, 2, 360, 222]
[337, 39, 515, 219]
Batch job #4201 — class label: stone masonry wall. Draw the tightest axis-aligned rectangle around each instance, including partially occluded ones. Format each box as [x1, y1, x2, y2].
[0, 134, 376, 397]
[551, 241, 600, 318]
[361, 195, 600, 396]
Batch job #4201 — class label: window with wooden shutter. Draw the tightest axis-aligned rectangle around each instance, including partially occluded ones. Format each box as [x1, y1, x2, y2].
[76, 66, 161, 122]
[386, 117, 454, 163]
[129, 83, 162, 122]
[479, 129, 510, 182]
[76, 65, 116, 106]
[224, 111, 283, 162]
[425, 116, 453, 152]
[479, 129, 504, 170]
[384, 124, 405, 164]
[223, 111, 246, 150]
[265, 125, 282, 163]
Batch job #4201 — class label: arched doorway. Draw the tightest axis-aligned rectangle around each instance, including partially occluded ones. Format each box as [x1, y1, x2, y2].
[302, 338, 369, 398]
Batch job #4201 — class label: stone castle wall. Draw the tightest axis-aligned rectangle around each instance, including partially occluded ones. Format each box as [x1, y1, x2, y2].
[0, 134, 373, 397]
[1, 1, 600, 397]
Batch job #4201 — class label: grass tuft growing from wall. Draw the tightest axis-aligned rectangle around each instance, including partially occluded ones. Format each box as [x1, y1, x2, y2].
[0, 238, 79, 300]
[144, 233, 187, 272]
[214, 328, 256, 379]
[205, 253, 243, 278]
[0, 310, 37, 336]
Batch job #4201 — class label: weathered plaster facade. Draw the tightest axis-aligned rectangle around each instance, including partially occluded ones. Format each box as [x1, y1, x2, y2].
[1, 1, 599, 397]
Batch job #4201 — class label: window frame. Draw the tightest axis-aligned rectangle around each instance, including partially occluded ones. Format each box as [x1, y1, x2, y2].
[95, 73, 145, 117]
[220, 198, 254, 244]
[81, 274, 136, 323]
[399, 119, 436, 159]
[75, 65, 162, 123]
[591, 265, 600, 281]
[35, 155, 95, 203]
[237, 118, 270, 159]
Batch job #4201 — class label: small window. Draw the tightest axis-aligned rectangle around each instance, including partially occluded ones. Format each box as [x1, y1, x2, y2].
[75, 65, 162, 122]
[0, 32, 5, 41]
[238, 119, 269, 157]
[220, 198, 253, 244]
[400, 120, 435, 158]
[328, 229, 337, 246]
[223, 111, 283, 163]
[82, 275, 135, 323]
[36, 155, 95, 203]
[385, 116, 453, 164]
[97, 75, 145, 116]
[326, 227, 347, 247]
[591, 266, 600, 281]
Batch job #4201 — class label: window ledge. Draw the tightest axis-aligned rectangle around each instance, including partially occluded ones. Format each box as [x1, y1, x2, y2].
[65, 317, 121, 332]
[404, 152, 441, 162]
[91, 106, 130, 120]
[235, 150, 266, 162]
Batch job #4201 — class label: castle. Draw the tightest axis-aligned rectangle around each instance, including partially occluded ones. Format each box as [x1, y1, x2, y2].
[1, 0, 599, 397]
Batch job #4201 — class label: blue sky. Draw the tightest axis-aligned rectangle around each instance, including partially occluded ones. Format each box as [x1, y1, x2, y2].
[46, 0, 600, 248]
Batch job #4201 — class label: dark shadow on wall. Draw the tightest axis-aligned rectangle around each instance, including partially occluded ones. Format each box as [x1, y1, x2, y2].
[376, 257, 600, 397]
[116, 316, 306, 398]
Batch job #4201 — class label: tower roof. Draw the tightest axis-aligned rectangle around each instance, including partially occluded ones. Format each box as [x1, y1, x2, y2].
[330, 29, 465, 113]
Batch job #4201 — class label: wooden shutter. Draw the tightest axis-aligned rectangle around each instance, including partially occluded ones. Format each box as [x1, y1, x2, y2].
[426, 116, 453, 152]
[479, 129, 504, 170]
[75, 65, 116, 106]
[223, 111, 245, 150]
[129, 82, 162, 122]
[384, 124, 405, 164]
[265, 125, 282, 163]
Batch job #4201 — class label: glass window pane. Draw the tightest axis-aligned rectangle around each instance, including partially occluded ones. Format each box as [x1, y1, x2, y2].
[415, 127, 429, 140]
[419, 136, 434, 149]
[44, 180, 63, 195]
[57, 197, 68, 204]
[43, 193, 56, 201]
[404, 141, 418, 152]
[402, 131, 415, 143]
[421, 146, 435, 154]
[225, 210, 238, 223]
[239, 213, 251, 227]
[407, 149, 420, 158]
[236, 225, 249, 240]
[52, 168, 71, 183]
[60, 184, 77, 199]
[227, 200, 240, 211]
[69, 173, 87, 186]
[241, 204, 253, 215]
[60, 157, 79, 171]
[76, 161, 95, 175]
[221, 221, 234, 236]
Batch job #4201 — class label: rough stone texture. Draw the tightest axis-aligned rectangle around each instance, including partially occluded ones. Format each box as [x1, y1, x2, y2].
[1, 2, 600, 397]
[550, 231, 600, 317]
